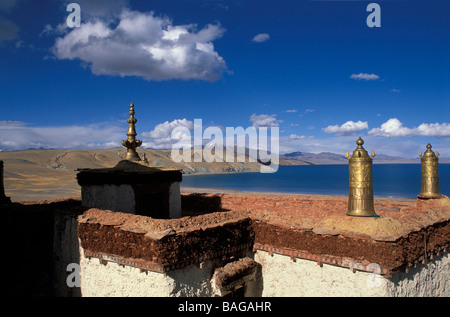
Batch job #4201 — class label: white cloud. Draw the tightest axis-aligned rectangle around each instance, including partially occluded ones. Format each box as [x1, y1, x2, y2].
[298, 109, 315, 117]
[40, 23, 69, 37]
[250, 114, 281, 129]
[0, 121, 124, 150]
[51, 9, 228, 81]
[142, 118, 194, 149]
[278, 133, 450, 158]
[350, 73, 380, 81]
[252, 33, 270, 43]
[0, 118, 199, 151]
[369, 118, 450, 138]
[289, 134, 306, 140]
[323, 120, 369, 136]
[0, 120, 27, 128]
[286, 109, 298, 113]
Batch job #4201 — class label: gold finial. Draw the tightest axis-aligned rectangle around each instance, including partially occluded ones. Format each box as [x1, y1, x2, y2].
[142, 153, 149, 164]
[418, 143, 441, 199]
[122, 103, 142, 161]
[356, 137, 364, 146]
[345, 137, 378, 217]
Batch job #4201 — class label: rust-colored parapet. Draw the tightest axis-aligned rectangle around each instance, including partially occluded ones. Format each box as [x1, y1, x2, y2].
[78, 193, 449, 275]
[207, 193, 450, 241]
[78, 208, 254, 272]
[252, 221, 449, 275]
[182, 192, 450, 274]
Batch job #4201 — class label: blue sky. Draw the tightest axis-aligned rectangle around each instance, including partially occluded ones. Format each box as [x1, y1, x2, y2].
[0, 0, 449, 157]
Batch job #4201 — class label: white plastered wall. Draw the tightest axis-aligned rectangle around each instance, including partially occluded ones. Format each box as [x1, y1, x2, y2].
[254, 251, 449, 297]
[79, 249, 215, 297]
[77, 244, 449, 297]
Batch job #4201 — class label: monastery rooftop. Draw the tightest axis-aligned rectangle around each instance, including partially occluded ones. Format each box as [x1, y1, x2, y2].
[73, 192, 449, 275]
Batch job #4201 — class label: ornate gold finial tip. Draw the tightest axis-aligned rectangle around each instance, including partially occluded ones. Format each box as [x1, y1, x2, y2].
[427, 143, 432, 149]
[356, 137, 364, 146]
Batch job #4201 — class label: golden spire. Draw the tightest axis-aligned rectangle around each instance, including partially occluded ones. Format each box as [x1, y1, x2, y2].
[345, 137, 378, 217]
[122, 103, 142, 161]
[418, 143, 441, 199]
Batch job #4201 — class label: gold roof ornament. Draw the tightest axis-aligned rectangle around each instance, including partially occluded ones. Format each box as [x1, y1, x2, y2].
[418, 143, 441, 199]
[122, 103, 142, 161]
[142, 153, 149, 164]
[345, 137, 378, 217]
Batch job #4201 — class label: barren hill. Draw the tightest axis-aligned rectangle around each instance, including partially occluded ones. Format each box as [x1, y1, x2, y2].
[0, 148, 266, 202]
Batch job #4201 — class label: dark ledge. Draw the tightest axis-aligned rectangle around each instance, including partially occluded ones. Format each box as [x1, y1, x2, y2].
[77, 160, 182, 185]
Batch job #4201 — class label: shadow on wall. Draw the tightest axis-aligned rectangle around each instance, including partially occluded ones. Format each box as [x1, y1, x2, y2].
[181, 193, 230, 216]
[4, 198, 88, 297]
[4, 194, 232, 296]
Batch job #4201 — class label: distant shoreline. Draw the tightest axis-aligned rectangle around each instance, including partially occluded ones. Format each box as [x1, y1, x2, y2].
[180, 186, 416, 202]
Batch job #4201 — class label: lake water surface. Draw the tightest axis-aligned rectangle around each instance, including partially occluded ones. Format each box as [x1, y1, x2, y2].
[181, 164, 450, 198]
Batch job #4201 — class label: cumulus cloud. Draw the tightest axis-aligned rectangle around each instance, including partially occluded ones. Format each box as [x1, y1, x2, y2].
[51, 9, 228, 81]
[0, 118, 200, 151]
[0, 121, 123, 151]
[323, 120, 369, 136]
[142, 118, 194, 149]
[252, 33, 270, 43]
[250, 114, 281, 129]
[368, 118, 450, 138]
[350, 73, 380, 81]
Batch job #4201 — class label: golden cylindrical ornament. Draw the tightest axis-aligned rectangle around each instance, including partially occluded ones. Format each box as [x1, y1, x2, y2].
[345, 137, 378, 217]
[418, 143, 441, 199]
